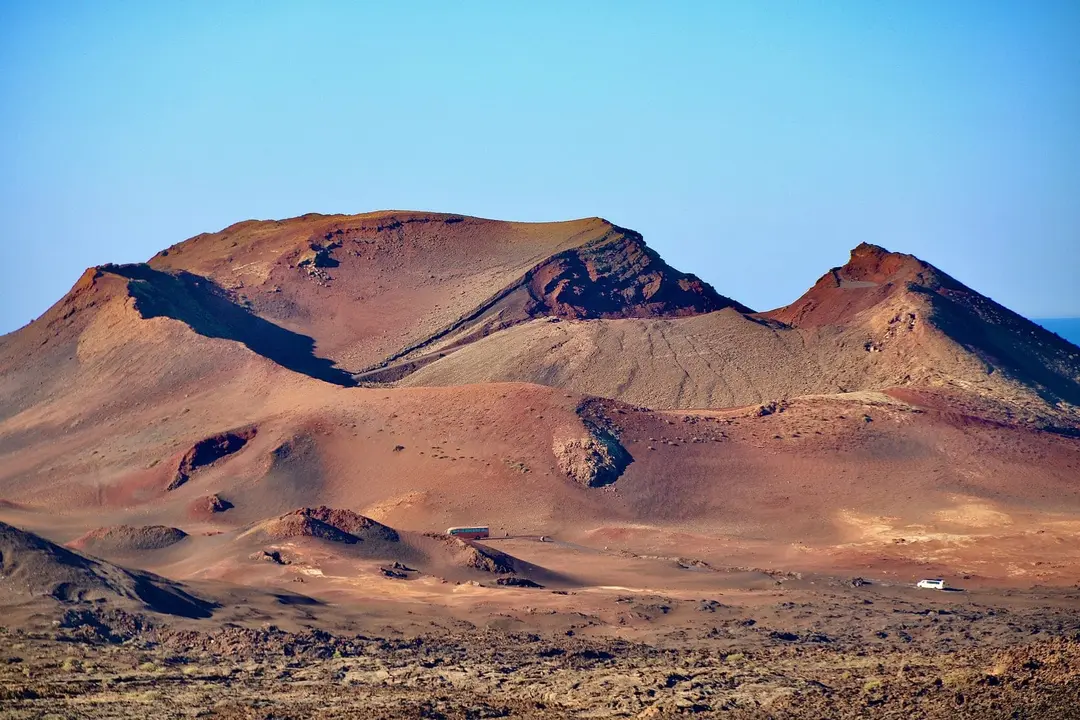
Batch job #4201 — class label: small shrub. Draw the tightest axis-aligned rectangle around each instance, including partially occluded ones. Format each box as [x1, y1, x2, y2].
[942, 669, 976, 688]
[503, 459, 530, 474]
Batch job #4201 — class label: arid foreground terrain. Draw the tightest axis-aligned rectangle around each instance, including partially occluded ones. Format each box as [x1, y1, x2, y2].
[2, 519, 1079, 719]
[2, 211, 1079, 717]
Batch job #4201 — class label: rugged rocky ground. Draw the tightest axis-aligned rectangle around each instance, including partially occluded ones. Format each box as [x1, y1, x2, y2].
[1, 583, 1078, 719]
[2, 520, 1080, 718]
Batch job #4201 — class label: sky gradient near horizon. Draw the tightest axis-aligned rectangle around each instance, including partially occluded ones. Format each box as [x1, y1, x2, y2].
[1, 2, 1078, 335]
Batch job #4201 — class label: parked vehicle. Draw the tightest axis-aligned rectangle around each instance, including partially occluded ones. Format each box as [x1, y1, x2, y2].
[446, 526, 489, 540]
[916, 578, 945, 590]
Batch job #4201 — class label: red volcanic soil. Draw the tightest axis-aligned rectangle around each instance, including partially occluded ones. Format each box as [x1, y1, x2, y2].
[3, 212, 1080, 720]
[0, 211, 1078, 598]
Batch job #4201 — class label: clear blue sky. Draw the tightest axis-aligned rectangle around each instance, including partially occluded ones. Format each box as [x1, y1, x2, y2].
[2, 1, 1078, 334]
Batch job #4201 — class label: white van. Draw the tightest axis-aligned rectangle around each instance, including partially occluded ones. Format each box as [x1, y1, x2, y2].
[916, 578, 945, 590]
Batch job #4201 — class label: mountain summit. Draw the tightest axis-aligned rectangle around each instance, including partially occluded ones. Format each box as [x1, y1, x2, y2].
[764, 242, 1080, 417]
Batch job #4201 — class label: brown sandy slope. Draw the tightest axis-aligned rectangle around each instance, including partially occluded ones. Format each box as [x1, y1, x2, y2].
[402, 244, 1080, 425]
[0, 262, 289, 430]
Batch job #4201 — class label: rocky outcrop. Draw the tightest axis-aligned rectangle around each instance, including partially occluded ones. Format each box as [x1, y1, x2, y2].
[765, 243, 949, 328]
[524, 226, 750, 320]
[295, 241, 340, 269]
[554, 421, 632, 488]
[188, 494, 234, 519]
[441, 537, 517, 574]
[356, 223, 747, 383]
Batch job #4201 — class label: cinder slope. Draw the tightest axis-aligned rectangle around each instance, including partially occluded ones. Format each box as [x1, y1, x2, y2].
[401, 311, 827, 408]
[402, 244, 1080, 424]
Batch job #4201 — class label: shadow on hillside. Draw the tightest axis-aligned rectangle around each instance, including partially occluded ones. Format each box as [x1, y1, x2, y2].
[106, 264, 356, 387]
[916, 285, 1080, 411]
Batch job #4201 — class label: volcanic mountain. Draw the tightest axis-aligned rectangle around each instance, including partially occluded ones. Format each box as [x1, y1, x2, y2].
[1, 211, 1079, 591]
[0, 212, 742, 420]
[148, 212, 742, 374]
[402, 242, 1080, 424]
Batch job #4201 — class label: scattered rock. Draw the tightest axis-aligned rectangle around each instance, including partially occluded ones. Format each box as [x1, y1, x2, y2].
[495, 577, 543, 588]
[190, 494, 233, 518]
[770, 631, 800, 642]
[296, 244, 339, 269]
[755, 401, 785, 417]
